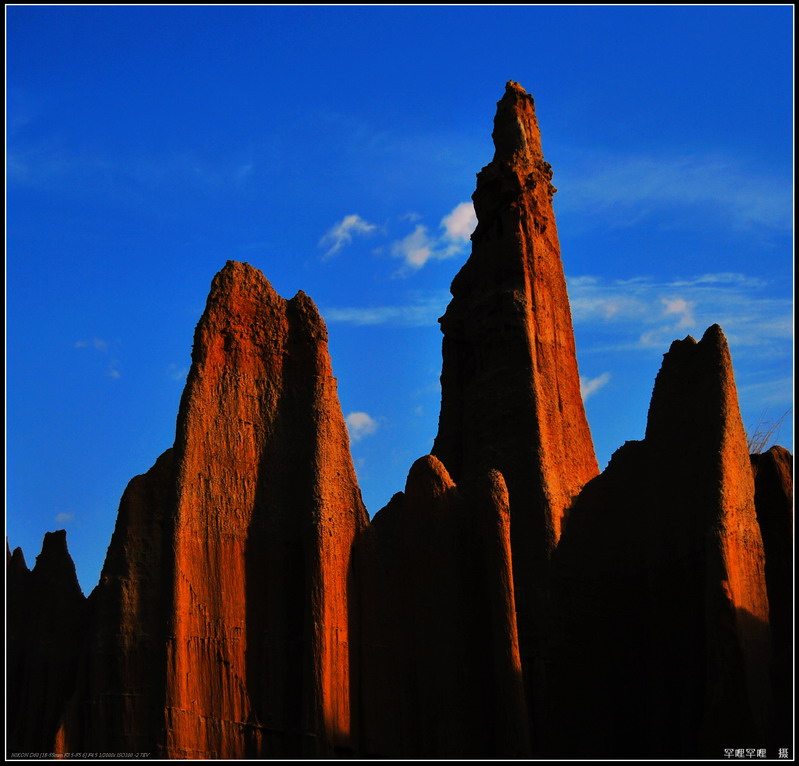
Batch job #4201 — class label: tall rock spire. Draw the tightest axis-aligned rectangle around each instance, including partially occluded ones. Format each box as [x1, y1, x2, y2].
[434, 80, 597, 549]
[353, 457, 531, 759]
[163, 261, 368, 758]
[54, 261, 368, 759]
[432, 81, 598, 732]
[550, 325, 772, 758]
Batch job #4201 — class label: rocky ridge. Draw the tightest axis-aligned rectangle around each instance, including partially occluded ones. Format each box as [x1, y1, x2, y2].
[7, 82, 792, 760]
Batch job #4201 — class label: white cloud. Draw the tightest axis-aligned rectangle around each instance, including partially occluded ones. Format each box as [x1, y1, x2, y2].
[346, 411, 379, 442]
[567, 272, 792, 358]
[660, 297, 695, 329]
[55, 512, 73, 524]
[323, 290, 449, 327]
[580, 372, 611, 401]
[390, 202, 475, 272]
[391, 225, 435, 268]
[670, 273, 768, 289]
[441, 201, 477, 243]
[319, 214, 377, 258]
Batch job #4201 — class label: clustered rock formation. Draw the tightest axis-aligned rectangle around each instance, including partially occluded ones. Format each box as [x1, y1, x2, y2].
[7, 82, 793, 760]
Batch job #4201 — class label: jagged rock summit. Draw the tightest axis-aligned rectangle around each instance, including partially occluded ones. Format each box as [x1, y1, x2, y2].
[433, 81, 598, 741]
[7, 531, 86, 754]
[7, 83, 792, 761]
[435, 81, 597, 551]
[48, 261, 368, 758]
[549, 325, 774, 757]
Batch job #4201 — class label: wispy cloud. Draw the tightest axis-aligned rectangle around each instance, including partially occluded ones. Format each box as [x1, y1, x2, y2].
[74, 337, 121, 379]
[167, 363, 189, 382]
[323, 291, 449, 327]
[8, 139, 258, 198]
[556, 153, 792, 232]
[738, 378, 794, 408]
[74, 338, 108, 352]
[55, 512, 73, 524]
[660, 297, 695, 330]
[580, 372, 611, 401]
[568, 272, 792, 357]
[392, 225, 435, 268]
[390, 201, 476, 273]
[345, 411, 379, 442]
[319, 214, 377, 258]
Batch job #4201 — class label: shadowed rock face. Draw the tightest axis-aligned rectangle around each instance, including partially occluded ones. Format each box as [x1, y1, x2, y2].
[751, 446, 793, 749]
[7, 532, 86, 756]
[353, 457, 530, 759]
[53, 449, 175, 755]
[550, 326, 773, 758]
[7, 84, 791, 761]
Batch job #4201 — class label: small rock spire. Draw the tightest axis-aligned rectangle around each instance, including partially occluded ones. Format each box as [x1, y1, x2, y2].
[491, 81, 545, 164]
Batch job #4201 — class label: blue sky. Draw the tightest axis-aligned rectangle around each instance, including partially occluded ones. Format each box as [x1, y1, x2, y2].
[7, 6, 793, 593]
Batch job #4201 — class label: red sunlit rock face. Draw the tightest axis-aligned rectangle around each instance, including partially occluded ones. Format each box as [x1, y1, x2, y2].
[47, 262, 368, 759]
[7, 84, 791, 760]
[162, 263, 367, 758]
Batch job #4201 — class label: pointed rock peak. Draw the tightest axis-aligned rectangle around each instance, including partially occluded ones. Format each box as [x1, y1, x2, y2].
[205, 259, 282, 311]
[664, 326, 725, 359]
[33, 530, 84, 596]
[762, 444, 793, 465]
[467, 468, 512, 525]
[505, 80, 529, 96]
[645, 324, 739, 447]
[187, 260, 288, 373]
[288, 289, 327, 339]
[483, 466, 509, 499]
[659, 325, 731, 371]
[9, 545, 30, 574]
[218, 259, 264, 280]
[699, 322, 726, 350]
[40, 529, 69, 557]
[215, 259, 266, 284]
[492, 80, 543, 164]
[751, 445, 793, 493]
[663, 334, 697, 357]
[404, 455, 457, 508]
[436, 80, 597, 565]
